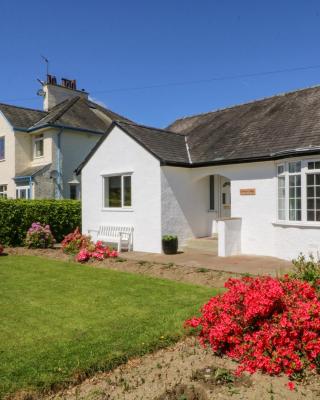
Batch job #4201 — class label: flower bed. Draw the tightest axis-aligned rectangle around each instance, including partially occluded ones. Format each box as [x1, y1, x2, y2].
[186, 276, 320, 380]
[76, 241, 118, 262]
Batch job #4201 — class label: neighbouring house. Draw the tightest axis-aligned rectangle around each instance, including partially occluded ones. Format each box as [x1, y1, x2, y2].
[0, 75, 131, 199]
[77, 85, 320, 261]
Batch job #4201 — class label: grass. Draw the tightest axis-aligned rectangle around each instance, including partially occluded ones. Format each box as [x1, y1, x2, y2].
[0, 255, 215, 398]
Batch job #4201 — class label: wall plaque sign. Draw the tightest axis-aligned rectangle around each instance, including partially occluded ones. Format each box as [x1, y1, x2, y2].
[240, 188, 256, 195]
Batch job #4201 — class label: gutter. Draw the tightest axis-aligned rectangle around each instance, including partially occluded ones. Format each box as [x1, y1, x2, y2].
[14, 124, 104, 136]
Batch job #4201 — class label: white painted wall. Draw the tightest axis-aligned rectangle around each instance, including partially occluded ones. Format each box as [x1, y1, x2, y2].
[217, 218, 242, 256]
[0, 113, 15, 198]
[81, 126, 162, 253]
[161, 167, 210, 247]
[191, 160, 320, 260]
[60, 130, 99, 198]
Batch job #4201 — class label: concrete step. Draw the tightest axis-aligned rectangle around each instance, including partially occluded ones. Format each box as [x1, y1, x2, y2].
[183, 236, 218, 254]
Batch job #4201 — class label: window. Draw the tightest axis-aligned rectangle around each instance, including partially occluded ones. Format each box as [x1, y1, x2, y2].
[34, 134, 44, 158]
[0, 137, 5, 160]
[277, 165, 285, 220]
[288, 161, 301, 221]
[0, 184, 7, 198]
[16, 186, 31, 199]
[209, 175, 215, 210]
[306, 163, 320, 221]
[277, 159, 320, 223]
[69, 184, 78, 200]
[103, 175, 132, 208]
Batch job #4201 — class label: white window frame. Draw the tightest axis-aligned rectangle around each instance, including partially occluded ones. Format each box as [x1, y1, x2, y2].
[33, 134, 44, 159]
[16, 185, 31, 199]
[102, 173, 132, 210]
[276, 158, 320, 225]
[0, 136, 5, 161]
[0, 184, 7, 198]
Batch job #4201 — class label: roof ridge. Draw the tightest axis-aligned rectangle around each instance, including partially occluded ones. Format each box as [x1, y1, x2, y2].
[169, 84, 320, 126]
[46, 96, 81, 124]
[116, 120, 186, 137]
[29, 97, 81, 129]
[0, 102, 47, 114]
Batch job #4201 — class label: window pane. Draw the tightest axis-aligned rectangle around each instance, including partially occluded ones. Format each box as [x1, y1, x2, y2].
[316, 161, 320, 169]
[307, 210, 314, 221]
[308, 186, 315, 197]
[69, 184, 77, 200]
[278, 176, 286, 220]
[35, 139, 44, 157]
[289, 173, 301, 221]
[0, 137, 4, 160]
[306, 173, 320, 221]
[123, 176, 132, 207]
[105, 176, 121, 207]
[308, 162, 315, 170]
[289, 161, 301, 173]
[307, 198, 314, 209]
[209, 175, 215, 210]
[277, 165, 284, 175]
[307, 174, 314, 185]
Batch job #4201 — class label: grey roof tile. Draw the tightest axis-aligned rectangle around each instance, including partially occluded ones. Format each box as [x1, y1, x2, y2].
[168, 85, 320, 163]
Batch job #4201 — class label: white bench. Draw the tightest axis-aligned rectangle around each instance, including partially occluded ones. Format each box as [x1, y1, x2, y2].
[90, 225, 134, 252]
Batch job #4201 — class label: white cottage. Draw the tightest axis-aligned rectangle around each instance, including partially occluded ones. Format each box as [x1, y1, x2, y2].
[77, 86, 320, 261]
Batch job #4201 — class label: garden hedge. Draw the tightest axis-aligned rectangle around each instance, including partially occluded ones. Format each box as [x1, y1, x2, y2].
[0, 199, 81, 246]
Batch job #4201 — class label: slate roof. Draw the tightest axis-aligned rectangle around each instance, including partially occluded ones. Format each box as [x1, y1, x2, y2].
[167, 85, 320, 164]
[117, 121, 190, 164]
[15, 164, 51, 178]
[0, 104, 46, 129]
[76, 85, 320, 173]
[0, 97, 132, 133]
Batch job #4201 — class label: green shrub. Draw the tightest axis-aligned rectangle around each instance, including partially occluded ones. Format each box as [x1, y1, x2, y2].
[0, 199, 81, 246]
[291, 253, 320, 285]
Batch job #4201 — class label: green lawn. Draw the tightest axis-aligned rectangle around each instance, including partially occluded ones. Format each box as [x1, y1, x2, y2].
[0, 255, 215, 398]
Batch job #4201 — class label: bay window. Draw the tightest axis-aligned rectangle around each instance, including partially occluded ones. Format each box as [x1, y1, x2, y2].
[103, 174, 132, 208]
[277, 159, 320, 223]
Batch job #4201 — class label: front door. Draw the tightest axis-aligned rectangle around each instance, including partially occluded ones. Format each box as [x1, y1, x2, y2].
[220, 177, 231, 218]
[16, 186, 31, 199]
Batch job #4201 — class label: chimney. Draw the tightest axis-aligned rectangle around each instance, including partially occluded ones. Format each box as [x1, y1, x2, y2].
[41, 75, 89, 111]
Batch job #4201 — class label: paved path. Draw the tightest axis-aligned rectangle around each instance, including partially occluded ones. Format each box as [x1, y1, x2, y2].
[124, 248, 292, 276]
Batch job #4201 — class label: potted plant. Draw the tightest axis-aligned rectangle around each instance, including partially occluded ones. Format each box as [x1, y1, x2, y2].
[162, 235, 178, 254]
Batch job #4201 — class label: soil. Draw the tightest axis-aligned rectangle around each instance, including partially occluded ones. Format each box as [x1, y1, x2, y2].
[5, 247, 243, 289]
[6, 248, 320, 399]
[44, 337, 320, 400]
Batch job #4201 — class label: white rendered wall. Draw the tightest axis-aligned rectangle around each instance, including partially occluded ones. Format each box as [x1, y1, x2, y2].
[217, 218, 242, 257]
[60, 130, 99, 198]
[161, 167, 210, 247]
[192, 160, 320, 260]
[0, 113, 15, 198]
[81, 126, 162, 253]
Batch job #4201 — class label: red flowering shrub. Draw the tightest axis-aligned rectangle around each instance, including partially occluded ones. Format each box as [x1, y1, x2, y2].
[61, 227, 92, 254]
[75, 241, 118, 263]
[185, 276, 320, 378]
[0, 243, 3, 255]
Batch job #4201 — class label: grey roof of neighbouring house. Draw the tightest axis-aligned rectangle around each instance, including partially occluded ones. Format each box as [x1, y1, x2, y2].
[15, 164, 51, 178]
[76, 85, 320, 172]
[0, 96, 132, 133]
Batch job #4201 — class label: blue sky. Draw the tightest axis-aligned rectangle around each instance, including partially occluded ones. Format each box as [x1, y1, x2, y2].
[1, 0, 320, 127]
